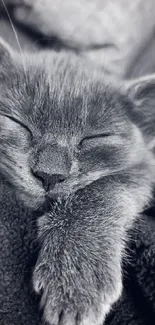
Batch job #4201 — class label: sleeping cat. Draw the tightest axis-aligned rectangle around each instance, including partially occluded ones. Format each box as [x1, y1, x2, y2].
[0, 38, 155, 325]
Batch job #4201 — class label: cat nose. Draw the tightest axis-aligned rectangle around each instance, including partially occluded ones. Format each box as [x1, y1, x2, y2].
[34, 171, 66, 192]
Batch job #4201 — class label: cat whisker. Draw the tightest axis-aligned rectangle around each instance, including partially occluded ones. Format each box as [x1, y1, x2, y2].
[0, 0, 28, 81]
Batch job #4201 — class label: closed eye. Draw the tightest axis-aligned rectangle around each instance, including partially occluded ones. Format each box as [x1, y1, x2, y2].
[78, 133, 112, 147]
[1, 113, 33, 137]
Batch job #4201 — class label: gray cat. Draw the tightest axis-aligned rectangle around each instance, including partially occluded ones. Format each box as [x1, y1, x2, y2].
[0, 38, 155, 325]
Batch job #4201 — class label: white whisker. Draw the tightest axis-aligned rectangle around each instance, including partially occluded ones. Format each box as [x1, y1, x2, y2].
[0, 0, 28, 80]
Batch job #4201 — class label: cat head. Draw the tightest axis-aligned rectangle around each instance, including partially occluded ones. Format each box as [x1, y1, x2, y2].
[0, 38, 155, 211]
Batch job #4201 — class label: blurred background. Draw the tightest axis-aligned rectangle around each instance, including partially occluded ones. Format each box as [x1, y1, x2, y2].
[0, 0, 155, 79]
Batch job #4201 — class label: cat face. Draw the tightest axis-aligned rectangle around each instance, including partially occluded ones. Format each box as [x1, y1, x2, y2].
[0, 39, 155, 211]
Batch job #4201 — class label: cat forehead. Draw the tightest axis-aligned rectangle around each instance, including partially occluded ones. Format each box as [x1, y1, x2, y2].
[0, 52, 130, 135]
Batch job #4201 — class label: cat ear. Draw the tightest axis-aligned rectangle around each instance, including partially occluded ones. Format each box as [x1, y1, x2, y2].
[125, 75, 155, 151]
[0, 38, 13, 67]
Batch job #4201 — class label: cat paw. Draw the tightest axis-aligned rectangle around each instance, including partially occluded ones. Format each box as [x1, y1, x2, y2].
[33, 256, 122, 325]
[33, 213, 123, 325]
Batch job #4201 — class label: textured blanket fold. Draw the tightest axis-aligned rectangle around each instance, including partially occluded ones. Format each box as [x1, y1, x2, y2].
[1, 0, 155, 78]
[0, 183, 155, 325]
[106, 210, 155, 325]
[1, 2, 155, 78]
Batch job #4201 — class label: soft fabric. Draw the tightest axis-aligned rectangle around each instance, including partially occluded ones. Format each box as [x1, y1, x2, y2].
[0, 181, 155, 325]
[0, 182, 40, 325]
[9, 0, 155, 78]
[0, 5, 38, 52]
[106, 208, 155, 325]
[1, 1, 155, 78]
